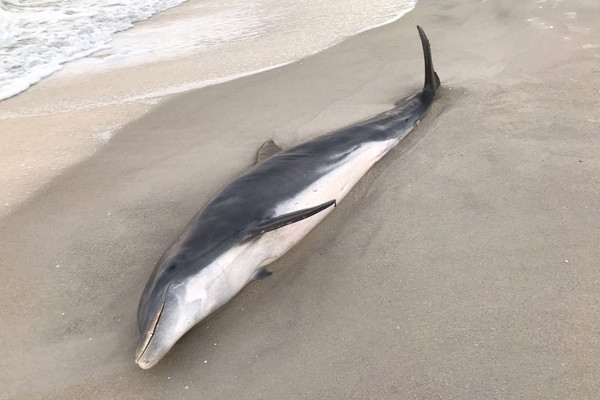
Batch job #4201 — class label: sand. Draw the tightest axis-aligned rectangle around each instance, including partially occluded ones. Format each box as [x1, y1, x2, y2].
[0, 0, 416, 219]
[2, 0, 600, 398]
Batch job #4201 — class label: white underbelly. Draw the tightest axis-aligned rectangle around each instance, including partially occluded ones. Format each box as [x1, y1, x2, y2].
[187, 138, 399, 316]
[195, 138, 399, 312]
[246, 138, 399, 269]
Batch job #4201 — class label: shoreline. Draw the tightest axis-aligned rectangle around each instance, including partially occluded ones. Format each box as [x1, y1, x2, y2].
[0, 0, 416, 219]
[2, 0, 600, 398]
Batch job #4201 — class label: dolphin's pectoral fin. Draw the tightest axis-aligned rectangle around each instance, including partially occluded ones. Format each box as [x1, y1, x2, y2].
[248, 199, 337, 237]
[252, 267, 273, 281]
[255, 140, 283, 164]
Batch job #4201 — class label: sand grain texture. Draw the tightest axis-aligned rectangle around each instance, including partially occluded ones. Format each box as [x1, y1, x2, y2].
[1, 0, 600, 399]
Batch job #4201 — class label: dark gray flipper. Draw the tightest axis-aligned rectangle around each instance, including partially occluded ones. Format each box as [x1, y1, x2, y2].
[247, 199, 336, 237]
[252, 267, 272, 281]
[255, 140, 283, 164]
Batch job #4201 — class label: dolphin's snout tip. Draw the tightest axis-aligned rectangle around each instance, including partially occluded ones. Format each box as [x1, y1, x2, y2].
[135, 331, 159, 369]
[135, 286, 170, 369]
[135, 358, 155, 370]
[135, 340, 158, 370]
[135, 346, 158, 369]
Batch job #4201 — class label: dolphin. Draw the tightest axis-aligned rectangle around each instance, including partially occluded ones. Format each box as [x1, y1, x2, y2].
[135, 26, 440, 369]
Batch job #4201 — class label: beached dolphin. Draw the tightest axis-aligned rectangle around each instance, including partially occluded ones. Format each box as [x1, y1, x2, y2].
[135, 26, 440, 369]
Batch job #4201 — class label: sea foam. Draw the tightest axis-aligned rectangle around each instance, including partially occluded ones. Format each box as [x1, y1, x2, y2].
[0, 0, 418, 102]
[0, 0, 190, 100]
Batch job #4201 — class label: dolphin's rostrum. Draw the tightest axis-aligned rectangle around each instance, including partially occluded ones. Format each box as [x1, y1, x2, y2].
[135, 26, 440, 369]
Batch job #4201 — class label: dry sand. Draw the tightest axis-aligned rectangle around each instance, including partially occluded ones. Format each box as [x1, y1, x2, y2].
[2, 0, 600, 398]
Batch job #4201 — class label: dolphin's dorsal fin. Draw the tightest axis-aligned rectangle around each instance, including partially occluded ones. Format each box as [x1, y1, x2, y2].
[248, 199, 336, 237]
[255, 140, 282, 164]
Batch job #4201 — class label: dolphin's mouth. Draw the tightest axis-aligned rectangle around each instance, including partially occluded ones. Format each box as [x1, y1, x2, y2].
[135, 284, 170, 367]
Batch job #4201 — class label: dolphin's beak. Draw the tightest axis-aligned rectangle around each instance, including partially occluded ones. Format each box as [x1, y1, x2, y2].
[135, 285, 169, 369]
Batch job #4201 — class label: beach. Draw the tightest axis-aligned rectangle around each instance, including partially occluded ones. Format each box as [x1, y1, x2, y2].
[1, 0, 600, 398]
[0, 0, 416, 218]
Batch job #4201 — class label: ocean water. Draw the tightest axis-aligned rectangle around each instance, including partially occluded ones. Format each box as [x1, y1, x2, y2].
[0, 0, 418, 101]
[0, 0, 193, 100]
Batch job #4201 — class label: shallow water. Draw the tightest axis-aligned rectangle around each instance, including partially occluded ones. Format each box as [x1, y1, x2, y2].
[0, 0, 417, 101]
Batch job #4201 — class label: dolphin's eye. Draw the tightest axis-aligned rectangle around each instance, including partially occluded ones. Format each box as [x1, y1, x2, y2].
[167, 263, 178, 272]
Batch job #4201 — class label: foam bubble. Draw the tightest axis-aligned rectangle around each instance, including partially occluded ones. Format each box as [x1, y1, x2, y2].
[0, 0, 190, 100]
[1, 0, 418, 103]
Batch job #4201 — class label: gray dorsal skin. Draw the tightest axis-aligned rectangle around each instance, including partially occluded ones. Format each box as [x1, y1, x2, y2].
[255, 139, 283, 164]
[135, 26, 441, 370]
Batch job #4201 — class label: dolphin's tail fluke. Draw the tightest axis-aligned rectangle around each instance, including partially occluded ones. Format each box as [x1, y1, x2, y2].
[417, 26, 440, 92]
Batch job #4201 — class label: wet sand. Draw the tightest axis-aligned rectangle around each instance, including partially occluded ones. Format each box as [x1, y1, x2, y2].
[2, 0, 600, 398]
[0, 0, 416, 219]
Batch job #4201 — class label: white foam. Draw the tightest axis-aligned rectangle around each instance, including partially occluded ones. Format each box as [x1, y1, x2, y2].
[0, 0, 192, 100]
[0, 0, 418, 102]
[71, 2, 284, 71]
[84, 0, 418, 71]
[92, 125, 121, 144]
